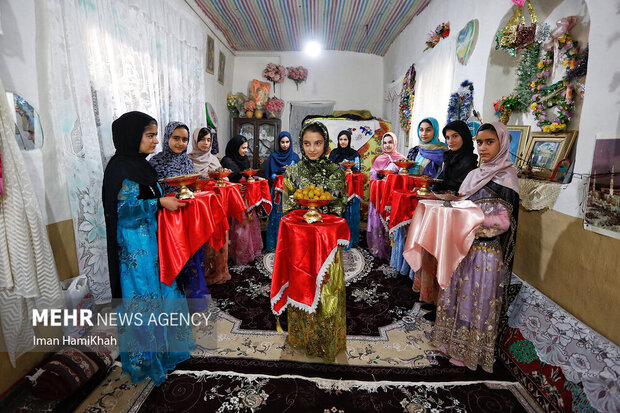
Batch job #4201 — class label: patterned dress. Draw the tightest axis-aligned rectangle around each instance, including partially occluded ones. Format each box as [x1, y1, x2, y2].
[116, 179, 193, 385]
[432, 184, 518, 372]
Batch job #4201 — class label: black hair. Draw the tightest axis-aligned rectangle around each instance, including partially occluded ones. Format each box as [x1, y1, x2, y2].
[301, 122, 326, 139]
[197, 127, 211, 142]
[477, 123, 497, 135]
[144, 119, 157, 129]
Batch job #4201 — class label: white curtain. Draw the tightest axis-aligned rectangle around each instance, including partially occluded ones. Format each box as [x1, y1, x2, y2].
[288, 101, 335, 153]
[408, 38, 456, 149]
[0, 75, 64, 366]
[384, 79, 406, 154]
[43, 0, 206, 303]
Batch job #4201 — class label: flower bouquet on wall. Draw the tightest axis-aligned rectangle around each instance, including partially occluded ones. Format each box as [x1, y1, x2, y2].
[265, 97, 285, 119]
[287, 66, 308, 90]
[424, 22, 450, 51]
[493, 94, 521, 124]
[263, 63, 286, 93]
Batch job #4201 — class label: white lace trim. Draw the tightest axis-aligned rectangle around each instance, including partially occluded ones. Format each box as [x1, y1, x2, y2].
[247, 198, 273, 212]
[270, 282, 289, 316]
[388, 219, 411, 236]
[347, 194, 363, 202]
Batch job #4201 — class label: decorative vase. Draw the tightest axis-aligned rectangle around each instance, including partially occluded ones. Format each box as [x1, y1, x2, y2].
[255, 109, 264, 119]
[499, 109, 512, 124]
[246, 110, 254, 118]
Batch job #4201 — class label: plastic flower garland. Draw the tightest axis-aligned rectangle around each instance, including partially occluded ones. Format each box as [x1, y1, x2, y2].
[265, 97, 284, 115]
[424, 22, 450, 51]
[287, 66, 308, 90]
[263, 63, 286, 89]
[447, 80, 474, 122]
[530, 32, 579, 132]
[399, 64, 416, 133]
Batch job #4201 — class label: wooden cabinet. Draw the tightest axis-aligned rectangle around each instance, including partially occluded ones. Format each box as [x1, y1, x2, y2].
[232, 117, 281, 171]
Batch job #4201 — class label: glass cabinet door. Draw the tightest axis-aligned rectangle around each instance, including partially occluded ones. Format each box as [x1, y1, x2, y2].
[257, 123, 276, 169]
[239, 123, 255, 159]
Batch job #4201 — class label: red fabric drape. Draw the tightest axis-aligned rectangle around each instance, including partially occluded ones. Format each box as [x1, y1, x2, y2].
[202, 180, 247, 223]
[270, 210, 350, 316]
[389, 190, 420, 231]
[345, 172, 364, 202]
[379, 174, 415, 219]
[244, 178, 272, 214]
[158, 191, 228, 285]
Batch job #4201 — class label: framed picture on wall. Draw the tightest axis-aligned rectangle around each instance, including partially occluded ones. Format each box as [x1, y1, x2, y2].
[218, 51, 225, 85]
[206, 35, 214, 74]
[523, 131, 578, 178]
[506, 124, 531, 168]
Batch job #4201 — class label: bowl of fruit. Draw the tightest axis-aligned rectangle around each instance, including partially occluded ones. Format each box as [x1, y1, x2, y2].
[292, 185, 333, 223]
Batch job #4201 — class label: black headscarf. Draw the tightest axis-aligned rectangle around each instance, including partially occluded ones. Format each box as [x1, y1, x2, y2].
[220, 135, 251, 182]
[434, 120, 478, 192]
[102, 111, 161, 299]
[328, 130, 359, 164]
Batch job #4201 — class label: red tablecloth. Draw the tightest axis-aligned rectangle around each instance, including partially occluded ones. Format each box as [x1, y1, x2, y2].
[243, 178, 272, 214]
[158, 191, 229, 286]
[201, 180, 246, 223]
[273, 174, 284, 204]
[369, 179, 385, 210]
[388, 190, 419, 234]
[345, 172, 364, 202]
[379, 174, 415, 219]
[270, 210, 350, 316]
[403, 200, 484, 289]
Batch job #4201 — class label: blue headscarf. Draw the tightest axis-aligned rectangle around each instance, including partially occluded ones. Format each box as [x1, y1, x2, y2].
[264, 131, 300, 180]
[407, 117, 448, 176]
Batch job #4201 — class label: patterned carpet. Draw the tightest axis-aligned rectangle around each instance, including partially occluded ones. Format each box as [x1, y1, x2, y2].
[73, 240, 542, 412]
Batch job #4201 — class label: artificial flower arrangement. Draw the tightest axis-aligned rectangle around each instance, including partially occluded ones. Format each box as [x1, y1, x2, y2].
[263, 63, 286, 88]
[493, 94, 521, 114]
[287, 66, 308, 89]
[424, 22, 450, 51]
[265, 97, 285, 118]
[243, 100, 256, 112]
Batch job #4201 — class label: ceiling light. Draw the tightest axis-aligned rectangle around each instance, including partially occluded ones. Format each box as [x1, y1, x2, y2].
[305, 41, 321, 57]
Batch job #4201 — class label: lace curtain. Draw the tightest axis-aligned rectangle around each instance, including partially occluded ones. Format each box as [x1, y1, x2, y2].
[408, 38, 456, 148]
[0, 75, 63, 366]
[384, 79, 405, 154]
[43, 0, 206, 303]
[288, 101, 335, 153]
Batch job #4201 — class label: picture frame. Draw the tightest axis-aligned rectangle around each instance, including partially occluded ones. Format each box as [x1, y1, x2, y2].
[206, 35, 214, 74]
[217, 51, 225, 85]
[523, 131, 578, 178]
[506, 124, 531, 168]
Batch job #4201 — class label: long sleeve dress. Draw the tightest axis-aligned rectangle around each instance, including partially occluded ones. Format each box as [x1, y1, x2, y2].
[116, 179, 193, 385]
[431, 182, 519, 372]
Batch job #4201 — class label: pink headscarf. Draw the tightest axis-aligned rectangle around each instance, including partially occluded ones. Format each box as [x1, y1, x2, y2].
[459, 122, 520, 198]
[372, 132, 405, 171]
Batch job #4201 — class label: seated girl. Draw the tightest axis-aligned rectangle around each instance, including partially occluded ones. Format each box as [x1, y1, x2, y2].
[221, 135, 263, 265]
[282, 121, 347, 362]
[149, 121, 209, 312]
[432, 122, 520, 372]
[407, 117, 447, 177]
[188, 126, 221, 177]
[265, 131, 300, 251]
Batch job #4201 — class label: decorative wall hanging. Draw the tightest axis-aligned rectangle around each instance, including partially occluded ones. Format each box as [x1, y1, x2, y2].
[495, 0, 538, 56]
[218, 51, 226, 84]
[206, 35, 215, 74]
[530, 31, 582, 132]
[399, 64, 416, 133]
[584, 137, 620, 240]
[424, 22, 450, 51]
[447, 80, 474, 123]
[263, 63, 286, 92]
[456, 19, 478, 65]
[287, 66, 308, 90]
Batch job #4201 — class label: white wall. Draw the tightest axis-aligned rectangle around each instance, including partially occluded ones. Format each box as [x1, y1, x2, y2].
[383, 0, 618, 219]
[231, 50, 384, 133]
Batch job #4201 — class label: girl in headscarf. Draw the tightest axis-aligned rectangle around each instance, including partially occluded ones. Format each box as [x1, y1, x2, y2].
[223, 135, 263, 264]
[367, 132, 404, 259]
[102, 111, 192, 386]
[432, 122, 520, 372]
[409, 121, 479, 321]
[329, 129, 362, 249]
[407, 117, 448, 177]
[149, 121, 209, 312]
[282, 120, 348, 362]
[329, 129, 361, 171]
[220, 135, 251, 183]
[265, 131, 300, 251]
[188, 126, 221, 177]
[369, 132, 405, 180]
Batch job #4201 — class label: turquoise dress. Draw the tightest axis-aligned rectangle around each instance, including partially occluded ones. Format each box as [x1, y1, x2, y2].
[116, 179, 194, 386]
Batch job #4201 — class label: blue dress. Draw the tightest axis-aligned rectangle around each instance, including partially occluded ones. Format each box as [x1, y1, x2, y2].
[266, 184, 284, 252]
[116, 179, 194, 386]
[338, 155, 361, 250]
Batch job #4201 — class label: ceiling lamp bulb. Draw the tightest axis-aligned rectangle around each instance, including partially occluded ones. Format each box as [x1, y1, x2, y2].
[305, 41, 321, 57]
